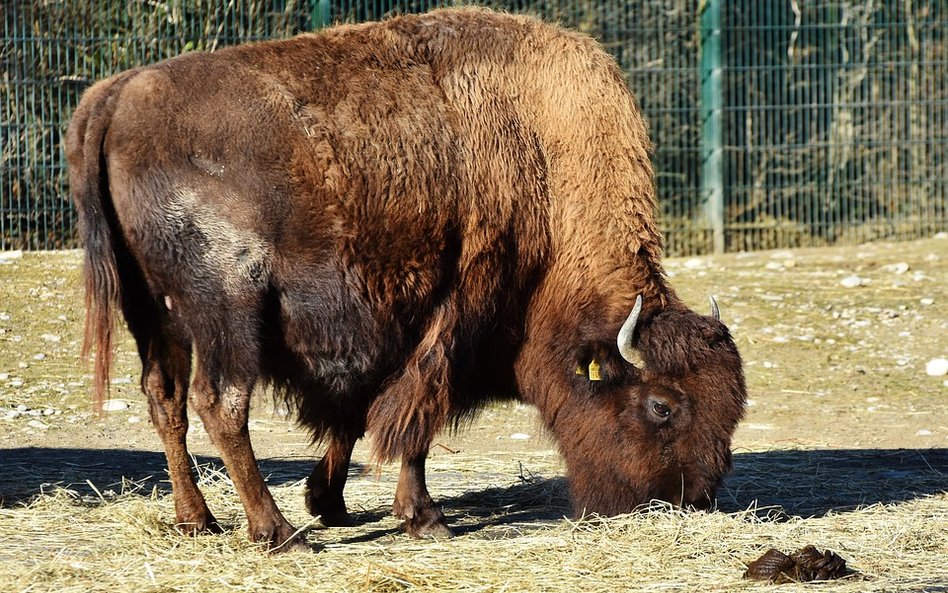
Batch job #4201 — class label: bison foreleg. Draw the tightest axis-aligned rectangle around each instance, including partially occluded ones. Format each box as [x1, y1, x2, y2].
[392, 452, 453, 538]
[305, 429, 361, 527]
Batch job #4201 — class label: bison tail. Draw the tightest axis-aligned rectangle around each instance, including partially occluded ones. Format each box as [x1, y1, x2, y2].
[66, 75, 135, 413]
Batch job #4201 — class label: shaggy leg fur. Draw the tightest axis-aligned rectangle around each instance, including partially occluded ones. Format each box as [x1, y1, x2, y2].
[305, 430, 360, 527]
[392, 452, 453, 538]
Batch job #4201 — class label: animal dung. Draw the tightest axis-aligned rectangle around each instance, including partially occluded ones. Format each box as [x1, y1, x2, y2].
[743, 546, 853, 583]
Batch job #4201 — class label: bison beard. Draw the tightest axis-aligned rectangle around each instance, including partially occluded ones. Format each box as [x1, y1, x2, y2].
[67, 8, 746, 551]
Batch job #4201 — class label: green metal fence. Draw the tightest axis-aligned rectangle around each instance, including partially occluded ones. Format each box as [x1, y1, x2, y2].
[2, 1, 946, 254]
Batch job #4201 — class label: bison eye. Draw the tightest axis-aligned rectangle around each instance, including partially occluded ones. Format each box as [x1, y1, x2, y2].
[651, 400, 671, 419]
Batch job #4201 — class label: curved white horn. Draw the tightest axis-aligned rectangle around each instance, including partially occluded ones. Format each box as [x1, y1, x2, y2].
[617, 295, 643, 364]
[709, 296, 720, 321]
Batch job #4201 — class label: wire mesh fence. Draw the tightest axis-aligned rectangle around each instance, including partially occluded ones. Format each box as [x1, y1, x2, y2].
[2, 0, 945, 254]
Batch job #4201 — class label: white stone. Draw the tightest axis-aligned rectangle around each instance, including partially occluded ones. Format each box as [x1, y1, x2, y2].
[510, 433, 530, 440]
[765, 261, 783, 271]
[882, 262, 910, 274]
[925, 358, 948, 377]
[127, 416, 141, 424]
[0, 250, 23, 261]
[840, 275, 865, 288]
[920, 298, 934, 306]
[110, 377, 132, 385]
[16, 404, 27, 412]
[27, 419, 49, 430]
[40, 333, 61, 342]
[915, 429, 933, 436]
[101, 399, 129, 412]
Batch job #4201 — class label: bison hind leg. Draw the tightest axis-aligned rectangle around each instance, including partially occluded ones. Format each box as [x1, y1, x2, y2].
[392, 453, 453, 539]
[305, 430, 360, 527]
[121, 276, 221, 535]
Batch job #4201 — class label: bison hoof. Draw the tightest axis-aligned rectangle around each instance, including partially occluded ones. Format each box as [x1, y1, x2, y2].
[318, 509, 356, 528]
[251, 522, 310, 554]
[397, 506, 454, 539]
[305, 486, 355, 527]
[174, 511, 223, 535]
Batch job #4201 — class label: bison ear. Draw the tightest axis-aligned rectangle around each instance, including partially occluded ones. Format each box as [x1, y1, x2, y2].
[573, 343, 624, 384]
[574, 359, 604, 381]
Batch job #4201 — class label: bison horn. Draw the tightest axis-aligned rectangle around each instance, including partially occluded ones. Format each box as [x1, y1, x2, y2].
[617, 295, 643, 364]
[709, 296, 720, 321]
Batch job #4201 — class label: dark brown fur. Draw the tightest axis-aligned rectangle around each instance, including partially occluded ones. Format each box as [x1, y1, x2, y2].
[66, 8, 745, 549]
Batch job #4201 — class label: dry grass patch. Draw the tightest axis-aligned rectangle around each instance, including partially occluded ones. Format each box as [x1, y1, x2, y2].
[1, 456, 945, 593]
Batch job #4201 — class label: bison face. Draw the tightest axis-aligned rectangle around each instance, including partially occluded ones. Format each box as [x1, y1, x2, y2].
[561, 297, 745, 516]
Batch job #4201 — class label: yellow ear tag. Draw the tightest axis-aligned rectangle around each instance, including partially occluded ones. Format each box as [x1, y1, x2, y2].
[588, 359, 602, 381]
[575, 366, 586, 376]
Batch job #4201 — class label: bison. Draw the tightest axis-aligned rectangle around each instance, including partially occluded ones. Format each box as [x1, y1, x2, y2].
[66, 8, 746, 551]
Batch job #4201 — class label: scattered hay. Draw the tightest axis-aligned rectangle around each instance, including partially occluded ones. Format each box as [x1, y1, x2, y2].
[0, 456, 945, 593]
[2, 232, 947, 592]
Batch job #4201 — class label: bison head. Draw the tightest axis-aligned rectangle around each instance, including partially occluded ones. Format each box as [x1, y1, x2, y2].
[555, 296, 746, 516]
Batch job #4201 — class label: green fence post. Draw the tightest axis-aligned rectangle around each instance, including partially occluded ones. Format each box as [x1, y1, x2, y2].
[700, 0, 725, 254]
[311, 0, 331, 29]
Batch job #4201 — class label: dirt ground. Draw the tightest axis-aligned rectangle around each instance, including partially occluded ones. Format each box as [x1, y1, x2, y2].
[0, 237, 946, 590]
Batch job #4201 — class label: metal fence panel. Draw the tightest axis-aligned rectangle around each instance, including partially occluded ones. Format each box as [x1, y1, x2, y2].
[2, 0, 945, 253]
[722, 1, 947, 251]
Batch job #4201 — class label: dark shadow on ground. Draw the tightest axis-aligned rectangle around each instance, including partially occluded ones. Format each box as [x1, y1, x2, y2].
[428, 448, 948, 537]
[0, 447, 317, 505]
[721, 448, 948, 517]
[1, 447, 945, 530]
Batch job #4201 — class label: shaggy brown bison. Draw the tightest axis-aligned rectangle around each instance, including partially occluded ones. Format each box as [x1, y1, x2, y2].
[66, 8, 746, 551]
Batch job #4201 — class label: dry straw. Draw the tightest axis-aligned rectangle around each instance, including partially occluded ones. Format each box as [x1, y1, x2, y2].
[1, 449, 945, 593]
